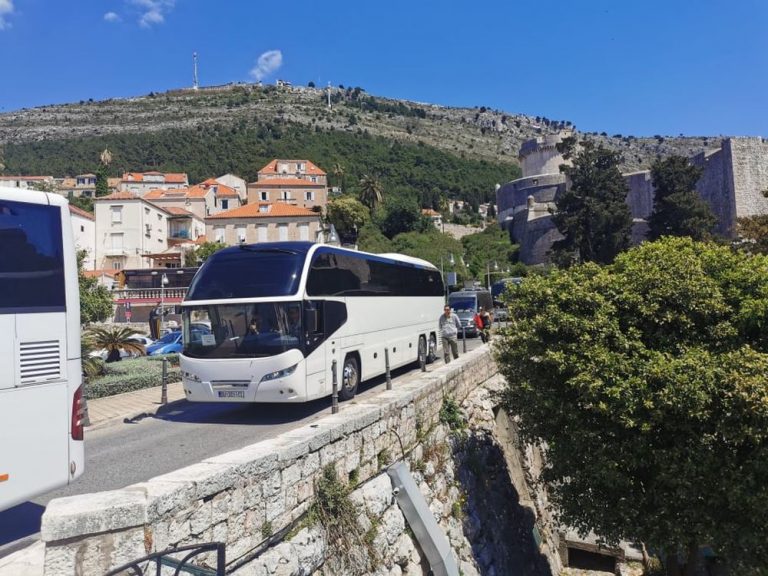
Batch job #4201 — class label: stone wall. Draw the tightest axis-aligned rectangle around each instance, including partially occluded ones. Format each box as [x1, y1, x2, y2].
[40, 347, 558, 575]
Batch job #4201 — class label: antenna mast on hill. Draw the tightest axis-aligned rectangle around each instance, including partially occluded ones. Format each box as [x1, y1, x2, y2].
[326, 82, 331, 109]
[193, 52, 199, 90]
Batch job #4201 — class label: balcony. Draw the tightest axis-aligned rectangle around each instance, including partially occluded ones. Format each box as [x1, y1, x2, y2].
[105, 248, 128, 256]
[112, 287, 188, 303]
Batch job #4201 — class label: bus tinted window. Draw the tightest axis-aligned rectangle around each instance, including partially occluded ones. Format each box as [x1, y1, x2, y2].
[0, 200, 65, 313]
[307, 250, 443, 297]
[186, 248, 305, 300]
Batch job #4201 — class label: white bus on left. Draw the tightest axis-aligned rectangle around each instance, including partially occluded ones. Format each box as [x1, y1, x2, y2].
[0, 187, 85, 512]
[180, 242, 445, 403]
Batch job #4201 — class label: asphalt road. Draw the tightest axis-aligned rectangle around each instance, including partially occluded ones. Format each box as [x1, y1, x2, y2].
[0, 337, 484, 553]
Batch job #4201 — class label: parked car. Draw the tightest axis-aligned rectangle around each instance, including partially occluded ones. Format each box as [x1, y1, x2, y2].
[492, 306, 508, 322]
[146, 331, 183, 356]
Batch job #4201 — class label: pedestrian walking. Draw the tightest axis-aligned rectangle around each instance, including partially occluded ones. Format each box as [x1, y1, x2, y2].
[439, 304, 461, 363]
[480, 307, 492, 343]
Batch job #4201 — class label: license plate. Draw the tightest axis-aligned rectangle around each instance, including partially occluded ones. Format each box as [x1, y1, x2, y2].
[218, 390, 245, 398]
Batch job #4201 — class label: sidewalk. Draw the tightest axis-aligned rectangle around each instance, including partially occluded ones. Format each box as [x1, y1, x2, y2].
[85, 381, 187, 431]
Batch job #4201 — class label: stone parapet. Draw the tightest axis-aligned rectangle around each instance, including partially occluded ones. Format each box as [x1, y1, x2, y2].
[40, 347, 498, 575]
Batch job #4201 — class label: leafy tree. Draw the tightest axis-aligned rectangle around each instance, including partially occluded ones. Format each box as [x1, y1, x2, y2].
[358, 174, 383, 213]
[78, 250, 113, 325]
[647, 155, 715, 241]
[85, 325, 146, 363]
[375, 195, 427, 239]
[392, 229, 468, 281]
[496, 237, 768, 575]
[552, 139, 632, 265]
[461, 223, 519, 280]
[331, 162, 346, 193]
[69, 194, 94, 213]
[356, 223, 392, 253]
[95, 163, 110, 197]
[326, 196, 369, 242]
[194, 241, 227, 264]
[737, 214, 768, 254]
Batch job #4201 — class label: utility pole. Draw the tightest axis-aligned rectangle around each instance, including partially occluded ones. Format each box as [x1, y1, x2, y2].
[193, 52, 199, 90]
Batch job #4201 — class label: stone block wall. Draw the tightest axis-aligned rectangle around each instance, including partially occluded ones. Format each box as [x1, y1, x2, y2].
[40, 347, 506, 575]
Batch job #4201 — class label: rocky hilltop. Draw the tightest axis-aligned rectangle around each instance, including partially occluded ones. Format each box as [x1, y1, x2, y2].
[0, 84, 720, 173]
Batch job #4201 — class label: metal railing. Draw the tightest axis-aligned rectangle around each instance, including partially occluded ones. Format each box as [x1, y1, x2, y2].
[104, 542, 225, 576]
[111, 287, 188, 301]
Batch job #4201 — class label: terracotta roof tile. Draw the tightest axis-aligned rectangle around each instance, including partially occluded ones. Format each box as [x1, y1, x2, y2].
[207, 203, 319, 220]
[121, 172, 188, 184]
[84, 269, 118, 278]
[143, 187, 194, 200]
[165, 206, 196, 217]
[200, 178, 239, 197]
[69, 204, 95, 220]
[258, 159, 326, 176]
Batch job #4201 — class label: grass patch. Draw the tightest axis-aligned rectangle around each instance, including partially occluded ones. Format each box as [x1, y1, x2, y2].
[85, 356, 181, 399]
[439, 396, 466, 431]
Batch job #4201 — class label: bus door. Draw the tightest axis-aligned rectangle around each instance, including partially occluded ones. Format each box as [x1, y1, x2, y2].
[303, 301, 327, 397]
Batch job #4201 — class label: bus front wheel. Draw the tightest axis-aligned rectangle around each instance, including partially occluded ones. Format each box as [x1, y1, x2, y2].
[340, 355, 359, 400]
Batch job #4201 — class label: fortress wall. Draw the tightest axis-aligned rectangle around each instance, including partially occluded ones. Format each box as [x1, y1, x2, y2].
[624, 170, 654, 220]
[729, 137, 768, 219]
[693, 147, 736, 237]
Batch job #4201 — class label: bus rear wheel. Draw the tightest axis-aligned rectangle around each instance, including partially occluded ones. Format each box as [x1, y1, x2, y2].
[417, 336, 427, 367]
[427, 333, 437, 364]
[340, 355, 359, 400]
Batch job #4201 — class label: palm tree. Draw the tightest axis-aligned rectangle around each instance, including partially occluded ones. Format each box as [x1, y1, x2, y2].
[331, 162, 346, 194]
[359, 175, 383, 213]
[86, 325, 146, 363]
[80, 331, 104, 378]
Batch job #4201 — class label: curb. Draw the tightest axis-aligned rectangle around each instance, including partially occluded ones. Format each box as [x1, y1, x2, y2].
[85, 397, 187, 433]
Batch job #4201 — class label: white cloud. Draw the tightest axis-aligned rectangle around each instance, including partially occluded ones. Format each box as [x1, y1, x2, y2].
[249, 50, 283, 82]
[104, 11, 121, 22]
[129, 0, 174, 28]
[0, 0, 14, 31]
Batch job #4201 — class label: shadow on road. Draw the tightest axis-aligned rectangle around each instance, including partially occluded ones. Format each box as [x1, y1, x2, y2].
[0, 501, 44, 548]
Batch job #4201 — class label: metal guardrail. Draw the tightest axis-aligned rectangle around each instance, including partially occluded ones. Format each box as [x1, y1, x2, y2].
[103, 541, 225, 576]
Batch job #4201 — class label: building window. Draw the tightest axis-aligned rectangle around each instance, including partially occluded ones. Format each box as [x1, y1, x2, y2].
[258, 225, 268, 242]
[278, 224, 288, 241]
[281, 191, 292, 201]
[298, 163, 305, 171]
[305, 191, 314, 201]
[110, 233, 123, 250]
[145, 207, 150, 215]
[299, 223, 309, 241]
[310, 176, 317, 183]
[260, 191, 268, 201]
[111, 206, 123, 223]
[237, 226, 246, 243]
[112, 261, 122, 270]
[214, 226, 225, 243]
[80, 225, 85, 232]
[157, 213, 163, 221]
[221, 199, 229, 210]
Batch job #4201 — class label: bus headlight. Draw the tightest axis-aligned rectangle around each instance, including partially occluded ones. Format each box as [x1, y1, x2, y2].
[260, 364, 298, 382]
[184, 371, 201, 382]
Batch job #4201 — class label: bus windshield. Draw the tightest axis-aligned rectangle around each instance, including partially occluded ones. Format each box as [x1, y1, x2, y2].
[182, 302, 303, 359]
[186, 247, 306, 300]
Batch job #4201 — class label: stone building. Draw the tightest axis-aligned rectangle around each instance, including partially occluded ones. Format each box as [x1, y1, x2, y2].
[143, 179, 242, 219]
[118, 171, 189, 195]
[247, 159, 328, 211]
[205, 202, 322, 246]
[496, 133, 768, 264]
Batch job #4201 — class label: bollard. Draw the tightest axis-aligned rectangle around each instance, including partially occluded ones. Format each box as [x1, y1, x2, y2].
[462, 325, 467, 353]
[331, 359, 339, 414]
[385, 348, 392, 390]
[161, 356, 169, 405]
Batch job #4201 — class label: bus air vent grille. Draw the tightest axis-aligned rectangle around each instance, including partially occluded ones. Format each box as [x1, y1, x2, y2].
[19, 340, 61, 384]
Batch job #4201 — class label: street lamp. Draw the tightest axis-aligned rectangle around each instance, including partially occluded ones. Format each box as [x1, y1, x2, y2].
[486, 261, 498, 292]
[160, 272, 169, 335]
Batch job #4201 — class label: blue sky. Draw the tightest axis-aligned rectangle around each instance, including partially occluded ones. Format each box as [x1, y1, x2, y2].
[0, 0, 766, 137]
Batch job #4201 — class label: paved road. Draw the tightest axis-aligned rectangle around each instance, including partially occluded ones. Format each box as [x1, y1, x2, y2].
[0, 337, 484, 552]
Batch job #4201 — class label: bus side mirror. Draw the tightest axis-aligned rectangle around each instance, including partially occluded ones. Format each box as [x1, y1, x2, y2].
[304, 308, 318, 333]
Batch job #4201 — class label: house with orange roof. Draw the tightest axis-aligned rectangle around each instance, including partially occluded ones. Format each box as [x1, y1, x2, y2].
[205, 202, 322, 245]
[143, 179, 242, 220]
[215, 173, 247, 203]
[93, 191, 171, 270]
[69, 204, 97, 270]
[247, 159, 328, 211]
[421, 208, 443, 230]
[165, 206, 206, 245]
[118, 171, 189, 195]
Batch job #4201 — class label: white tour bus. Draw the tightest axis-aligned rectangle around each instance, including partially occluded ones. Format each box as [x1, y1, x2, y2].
[0, 187, 85, 512]
[180, 242, 445, 402]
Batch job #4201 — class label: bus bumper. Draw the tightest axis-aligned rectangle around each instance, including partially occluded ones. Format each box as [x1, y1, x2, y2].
[180, 352, 308, 403]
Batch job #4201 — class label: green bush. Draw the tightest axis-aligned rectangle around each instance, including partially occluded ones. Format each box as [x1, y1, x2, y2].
[86, 357, 181, 399]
